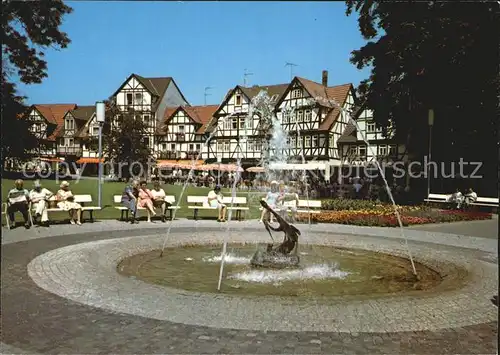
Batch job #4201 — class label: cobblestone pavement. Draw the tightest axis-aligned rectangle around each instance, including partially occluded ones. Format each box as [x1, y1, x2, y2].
[1, 220, 498, 354]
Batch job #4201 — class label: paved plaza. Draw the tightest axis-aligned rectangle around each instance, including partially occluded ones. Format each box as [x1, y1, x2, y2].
[1, 218, 498, 354]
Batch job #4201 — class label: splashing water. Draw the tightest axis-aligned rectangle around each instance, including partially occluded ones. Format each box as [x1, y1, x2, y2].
[160, 111, 245, 257]
[229, 264, 350, 284]
[204, 253, 251, 264]
[312, 95, 417, 276]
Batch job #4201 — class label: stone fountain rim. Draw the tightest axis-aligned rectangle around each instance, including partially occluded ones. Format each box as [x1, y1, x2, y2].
[27, 230, 498, 333]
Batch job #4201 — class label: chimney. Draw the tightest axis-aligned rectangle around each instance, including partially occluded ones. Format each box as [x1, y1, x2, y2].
[322, 70, 328, 86]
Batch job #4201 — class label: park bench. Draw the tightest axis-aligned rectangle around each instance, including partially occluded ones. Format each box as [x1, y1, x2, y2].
[187, 195, 249, 220]
[296, 199, 322, 214]
[424, 193, 449, 204]
[27, 194, 101, 225]
[113, 195, 179, 222]
[471, 197, 498, 208]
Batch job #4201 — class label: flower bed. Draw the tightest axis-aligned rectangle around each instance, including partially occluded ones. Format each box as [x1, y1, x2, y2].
[297, 203, 492, 227]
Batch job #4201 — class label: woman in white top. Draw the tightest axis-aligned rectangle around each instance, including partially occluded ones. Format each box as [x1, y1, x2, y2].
[56, 181, 82, 225]
[207, 185, 226, 222]
[259, 181, 281, 223]
[29, 180, 53, 225]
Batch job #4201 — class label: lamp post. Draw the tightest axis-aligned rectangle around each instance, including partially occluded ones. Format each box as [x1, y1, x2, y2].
[96, 102, 105, 208]
[217, 155, 222, 185]
[427, 109, 434, 198]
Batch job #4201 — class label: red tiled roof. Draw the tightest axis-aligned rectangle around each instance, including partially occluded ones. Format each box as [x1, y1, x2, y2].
[292, 79, 352, 131]
[33, 104, 77, 141]
[160, 105, 218, 134]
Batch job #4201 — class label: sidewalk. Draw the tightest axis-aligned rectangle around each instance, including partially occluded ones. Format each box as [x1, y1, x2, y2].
[407, 218, 498, 239]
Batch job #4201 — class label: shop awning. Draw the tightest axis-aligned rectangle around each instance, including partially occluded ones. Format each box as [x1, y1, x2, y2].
[39, 157, 64, 162]
[156, 160, 204, 169]
[76, 157, 104, 164]
[247, 166, 265, 173]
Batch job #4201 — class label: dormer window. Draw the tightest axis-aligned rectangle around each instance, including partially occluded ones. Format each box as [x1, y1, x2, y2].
[291, 88, 302, 99]
[65, 118, 74, 130]
[235, 94, 242, 106]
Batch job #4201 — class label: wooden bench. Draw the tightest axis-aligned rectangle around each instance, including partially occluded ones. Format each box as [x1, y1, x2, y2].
[28, 194, 101, 224]
[187, 195, 249, 220]
[297, 199, 322, 214]
[471, 197, 498, 208]
[113, 195, 180, 221]
[424, 193, 449, 204]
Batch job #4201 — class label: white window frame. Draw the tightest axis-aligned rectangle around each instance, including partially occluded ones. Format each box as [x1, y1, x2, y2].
[282, 111, 289, 124]
[297, 110, 304, 122]
[178, 125, 185, 133]
[224, 118, 232, 130]
[247, 140, 255, 151]
[304, 109, 312, 122]
[349, 146, 357, 156]
[378, 144, 387, 156]
[196, 144, 201, 151]
[358, 145, 367, 157]
[290, 136, 296, 147]
[312, 135, 318, 147]
[134, 92, 143, 105]
[224, 141, 230, 152]
[305, 136, 311, 148]
[189, 143, 194, 151]
[291, 88, 302, 99]
[239, 118, 245, 129]
[92, 126, 99, 136]
[235, 94, 242, 106]
[170, 144, 176, 151]
[366, 121, 376, 133]
[126, 93, 133, 105]
[389, 144, 397, 156]
[161, 143, 167, 151]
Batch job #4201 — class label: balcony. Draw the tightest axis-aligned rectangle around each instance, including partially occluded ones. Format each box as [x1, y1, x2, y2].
[57, 146, 83, 156]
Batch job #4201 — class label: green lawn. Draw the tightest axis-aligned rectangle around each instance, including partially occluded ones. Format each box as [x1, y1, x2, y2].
[1, 178, 264, 224]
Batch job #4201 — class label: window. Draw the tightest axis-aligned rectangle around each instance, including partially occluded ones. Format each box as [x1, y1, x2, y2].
[65, 119, 74, 130]
[366, 121, 376, 133]
[290, 111, 296, 123]
[358, 145, 367, 157]
[297, 110, 304, 122]
[291, 88, 302, 99]
[224, 141, 230, 152]
[144, 115, 150, 124]
[126, 93, 133, 105]
[378, 145, 387, 156]
[247, 140, 255, 151]
[161, 143, 167, 151]
[178, 125, 185, 133]
[255, 142, 262, 151]
[232, 118, 238, 129]
[290, 136, 296, 147]
[329, 136, 334, 148]
[134, 93, 143, 104]
[170, 144, 175, 151]
[217, 142, 223, 152]
[389, 144, 397, 156]
[305, 110, 312, 122]
[92, 127, 99, 136]
[239, 118, 245, 129]
[68, 138, 74, 146]
[349, 146, 357, 156]
[235, 95, 242, 106]
[297, 138, 303, 148]
[305, 136, 311, 148]
[282, 111, 289, 124]
[60, 138, 65, 147]
[189, 144, 194, 151]
[224, 118, 232, 130]
[312, 135, 318, 147]
[196, 144, 201, 151]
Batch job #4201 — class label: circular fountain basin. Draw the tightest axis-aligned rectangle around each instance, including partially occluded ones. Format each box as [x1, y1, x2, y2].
[118, 244, 442, 299]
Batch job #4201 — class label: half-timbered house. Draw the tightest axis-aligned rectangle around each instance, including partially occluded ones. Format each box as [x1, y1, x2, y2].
[337, 107, 408, 167]
[110, 73, 189, 148]
[156, 105, 217, 161]
[273, 71, 355, 174]
[57, 105, 96, 160]
[206, 83, 288, 165]
[26, 104, 77, 159]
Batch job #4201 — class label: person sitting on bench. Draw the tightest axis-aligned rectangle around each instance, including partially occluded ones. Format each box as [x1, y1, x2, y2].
[29, 180, 53, 226]
[121, 179, 140, 224]
[56, 181, 82, 225]
[150, 178, 171, 222]
[207, 185, 226, 222]
[6, 179, 31, 229]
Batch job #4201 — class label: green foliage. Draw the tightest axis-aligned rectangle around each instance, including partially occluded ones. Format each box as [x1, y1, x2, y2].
[2, 0, 73, 167]
[345, 1, 499, 195]
[103, 102, 154, 179]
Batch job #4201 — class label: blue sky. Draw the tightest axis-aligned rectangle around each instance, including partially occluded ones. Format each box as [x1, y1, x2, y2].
[17, 1, 371, 106]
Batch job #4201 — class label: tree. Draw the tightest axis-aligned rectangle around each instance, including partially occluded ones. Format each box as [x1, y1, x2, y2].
[103, 101, 154, 180]
[1, 1, 73, 168]
[345, 1, 499, 196]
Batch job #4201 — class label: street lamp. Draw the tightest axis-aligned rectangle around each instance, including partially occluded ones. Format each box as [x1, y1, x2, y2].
[427, 109, 434, 198]
[217, 155, 222, 185]
[96, 101, 105, 208]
